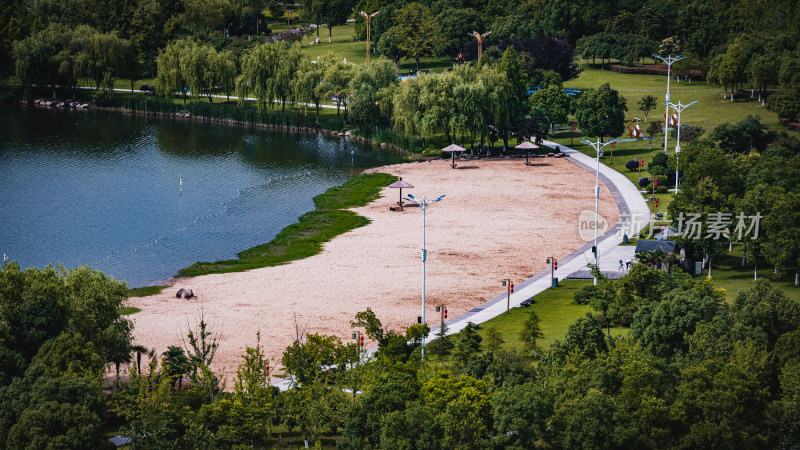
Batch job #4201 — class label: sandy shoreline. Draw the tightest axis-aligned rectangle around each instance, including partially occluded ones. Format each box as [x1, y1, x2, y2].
[129, 156, 618, 377]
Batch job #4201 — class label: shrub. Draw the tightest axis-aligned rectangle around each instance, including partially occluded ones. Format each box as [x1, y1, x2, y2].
[648, 152, 668, 171]
[574, 285, 600, 305]
[638, 177, 650, 188]
[648, 164, 667, 176]
[645, 182, 670, 193]
[625, 159, 639, 171]
[671, 125, 705, 144]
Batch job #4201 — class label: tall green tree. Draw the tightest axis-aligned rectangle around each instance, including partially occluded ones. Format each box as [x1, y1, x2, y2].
[320, 56, 356, 123]
[530, 84, 571, 135]
[638, 94, 657, 123]
[154, 38, 191, 106]
[763, 192, 800, 282]
[13, 23, 89, 98]
[574, 82, 628, 141]
[238, 41, 303, 112]
[392, 2, 442, 72]
[313, 0, 351, 43]
[520, 309, 544, 357]
[452, 323, 482, 370]
[74, 30, 130, 90]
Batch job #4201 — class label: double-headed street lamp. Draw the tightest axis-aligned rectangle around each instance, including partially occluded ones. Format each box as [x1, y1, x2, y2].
[652, 54, 685, 155]
[667, 99, 698, 194]
[403, 193, 445, 358]
[581, 138, 617, 286]
[359, 11, 380, 66]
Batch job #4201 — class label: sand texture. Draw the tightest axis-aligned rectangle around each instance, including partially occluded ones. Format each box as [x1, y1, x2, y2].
[129, 157, 618, 377]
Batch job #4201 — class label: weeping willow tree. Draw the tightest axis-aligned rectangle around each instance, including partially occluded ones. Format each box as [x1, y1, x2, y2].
[154, 39, 235, 106]
[238, 41, 304, 112]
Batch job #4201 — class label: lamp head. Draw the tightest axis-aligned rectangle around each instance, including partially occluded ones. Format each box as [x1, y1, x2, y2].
[407, 194, 415, 199]
[435, 195, 445, 202]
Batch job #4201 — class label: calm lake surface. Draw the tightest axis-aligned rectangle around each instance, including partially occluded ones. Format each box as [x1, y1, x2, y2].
[0, 104, 403, 287]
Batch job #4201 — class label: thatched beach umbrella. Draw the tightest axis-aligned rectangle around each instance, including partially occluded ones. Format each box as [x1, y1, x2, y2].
[442, 143, 466, 168]
[516, 141, 540, 165]
[388, 177, 414, 206]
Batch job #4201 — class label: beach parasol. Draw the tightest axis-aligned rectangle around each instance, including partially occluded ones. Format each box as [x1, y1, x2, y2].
[516, 141, 540, 165]
[442, 143, 466, 168]
[387, 177, 414, 206]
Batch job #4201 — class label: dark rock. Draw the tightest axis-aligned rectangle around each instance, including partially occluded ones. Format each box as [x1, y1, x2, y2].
[176, 288, 195, 299]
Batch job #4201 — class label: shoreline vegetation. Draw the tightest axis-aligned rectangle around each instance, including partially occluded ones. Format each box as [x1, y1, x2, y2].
[177, 172, 397, 277]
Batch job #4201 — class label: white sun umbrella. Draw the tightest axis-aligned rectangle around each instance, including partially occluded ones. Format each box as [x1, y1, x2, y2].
[442, 143, 466, 168]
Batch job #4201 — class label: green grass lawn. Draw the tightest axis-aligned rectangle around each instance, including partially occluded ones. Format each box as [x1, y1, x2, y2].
[178, 172, 397, 277]
[128, 285, 169, 297]
[119, 306, 141, 315]
[702, 243, 800, 303]
[269, 22, 454, 74]
[548, 63, 799, 234]
[475, 280, 628, 353]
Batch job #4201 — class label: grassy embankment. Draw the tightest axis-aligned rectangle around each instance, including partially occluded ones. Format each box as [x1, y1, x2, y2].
[177, 172, 397, 277]
[470, 280, 628, 354]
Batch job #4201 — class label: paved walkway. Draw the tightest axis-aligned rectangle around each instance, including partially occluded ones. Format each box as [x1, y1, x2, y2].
[427, 139, 649, 336]
[271, 140, 649, 390]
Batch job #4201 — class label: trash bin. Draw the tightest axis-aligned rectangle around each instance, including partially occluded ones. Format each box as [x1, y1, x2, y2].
[695, 261, 703, 276]
[552, 277, 559, 288]
[622, 233, 629, 244]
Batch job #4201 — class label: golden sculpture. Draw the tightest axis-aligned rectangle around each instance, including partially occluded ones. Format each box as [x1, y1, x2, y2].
[360, 11, 380, 66]
[468, 31, 491, 61]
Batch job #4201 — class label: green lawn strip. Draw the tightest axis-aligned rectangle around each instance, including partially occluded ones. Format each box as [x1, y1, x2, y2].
[475, 280, 627, 353]
[119, 306, 142, 315]
[128, 285, 169, 297]
[701, 243, 800, 303]
[178, 172, 397, 277]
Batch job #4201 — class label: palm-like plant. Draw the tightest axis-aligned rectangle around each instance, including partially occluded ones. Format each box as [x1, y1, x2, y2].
[162, 345, 191, 390]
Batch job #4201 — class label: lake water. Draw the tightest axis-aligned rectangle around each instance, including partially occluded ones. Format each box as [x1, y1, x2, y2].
[0, 104, 402, 287]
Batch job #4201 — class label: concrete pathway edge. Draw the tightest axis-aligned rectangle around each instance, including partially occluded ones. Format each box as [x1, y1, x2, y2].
[429, 139, 649, 336]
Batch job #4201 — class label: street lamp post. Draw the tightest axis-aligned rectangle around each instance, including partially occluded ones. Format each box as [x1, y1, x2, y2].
[501, 279, 513, 311]
[359, 11, 380, 66]
[581, 138, 617, 286]
[667, 100, 698, 194]
[403, 193, 445, 358]
[652, 54, 685, 155]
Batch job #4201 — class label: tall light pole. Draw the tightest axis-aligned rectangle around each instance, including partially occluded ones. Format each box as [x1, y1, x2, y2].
[652, 54, 685, 155]
[581, 138, 617, 286]
[359, 11, 379, 66]
[468, 31, 491, 62]
[667, 99, 698, 194]
[403, 193, 445, 358]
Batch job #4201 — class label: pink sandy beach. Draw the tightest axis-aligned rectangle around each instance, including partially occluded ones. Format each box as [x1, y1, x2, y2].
[128, 157, 618, 377]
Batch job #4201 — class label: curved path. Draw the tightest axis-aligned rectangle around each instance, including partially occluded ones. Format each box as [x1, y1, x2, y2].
[434, 140, 649, 337]
[272, 141, 648, 390]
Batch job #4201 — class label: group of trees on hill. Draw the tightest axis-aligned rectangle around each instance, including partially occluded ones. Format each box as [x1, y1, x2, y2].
[5, 0, 800, 126]
[666, 116, 800, 282]
[0, 263, 133, 448]
[15, 261, 789, 448]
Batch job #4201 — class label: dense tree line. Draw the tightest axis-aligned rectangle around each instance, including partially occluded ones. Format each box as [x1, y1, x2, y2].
[101, 267, 800, 448]
[662, 117, 800, 282]
[0, 263, 133, 447]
